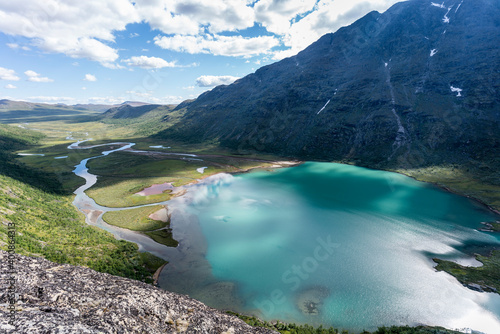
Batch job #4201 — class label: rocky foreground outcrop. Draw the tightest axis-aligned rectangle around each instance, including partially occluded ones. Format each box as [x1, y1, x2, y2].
[0, 251, 276, 333]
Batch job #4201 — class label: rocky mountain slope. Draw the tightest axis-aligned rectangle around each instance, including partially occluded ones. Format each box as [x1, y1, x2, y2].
[156, 0, 499, 170]
[0, 250, 276, 333]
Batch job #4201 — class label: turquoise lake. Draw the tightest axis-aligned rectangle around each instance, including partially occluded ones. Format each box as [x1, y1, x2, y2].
[159, 162, 500, 333]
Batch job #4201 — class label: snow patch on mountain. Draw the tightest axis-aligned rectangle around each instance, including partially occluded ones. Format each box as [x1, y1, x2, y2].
[443, 7, 452, 23]
[450, 86, 463, 97]
[317, 100, 331, 115]
[431, 2, 445, 9]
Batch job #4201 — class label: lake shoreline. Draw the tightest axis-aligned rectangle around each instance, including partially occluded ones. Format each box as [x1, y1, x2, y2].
[152, 159, 500, 285]
[391, 169, 500, 218]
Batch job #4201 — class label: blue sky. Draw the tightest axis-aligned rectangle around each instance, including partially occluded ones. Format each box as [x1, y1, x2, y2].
[0, 0, 401, 105]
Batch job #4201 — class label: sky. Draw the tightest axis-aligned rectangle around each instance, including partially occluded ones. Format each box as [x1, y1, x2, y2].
[0, 0, 402, 106]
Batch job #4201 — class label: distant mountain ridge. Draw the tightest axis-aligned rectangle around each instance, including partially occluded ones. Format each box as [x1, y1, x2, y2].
[155, 0, 499, 170]
[0, 99, 152, 112]
[101, 103, 164, 119]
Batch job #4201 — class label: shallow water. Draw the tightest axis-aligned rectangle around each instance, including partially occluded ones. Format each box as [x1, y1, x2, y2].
[159, 162, 500, 333]
[136, 182, 174, 196]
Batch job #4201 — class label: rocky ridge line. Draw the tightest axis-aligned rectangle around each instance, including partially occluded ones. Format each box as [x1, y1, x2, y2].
[0, 251, 276, 333]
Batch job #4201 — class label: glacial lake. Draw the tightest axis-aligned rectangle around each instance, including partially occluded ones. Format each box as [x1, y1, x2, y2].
[159, 162, 500, 333]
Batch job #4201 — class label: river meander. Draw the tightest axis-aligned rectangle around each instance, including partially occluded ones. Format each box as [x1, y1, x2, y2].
[69, 141, 500, 333]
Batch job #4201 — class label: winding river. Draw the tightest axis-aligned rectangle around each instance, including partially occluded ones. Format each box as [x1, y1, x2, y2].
[68, 140, 500, 333]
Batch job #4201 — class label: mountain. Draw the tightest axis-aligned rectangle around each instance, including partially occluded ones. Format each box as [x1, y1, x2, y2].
[156, 0, 499, 170]
[0, 99, 153, 113]
[99, 103, 179, 136]
[101, 103, 164, 119]
[120, 101, 152, 107]
[0, 99, 74, 110]
[71, 103, 119, 112]
[0, 99, 104, 123]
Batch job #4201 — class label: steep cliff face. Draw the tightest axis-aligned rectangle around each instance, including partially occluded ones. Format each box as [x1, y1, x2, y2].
[156, 0, 499, 169]
[0, 251, 276, 333]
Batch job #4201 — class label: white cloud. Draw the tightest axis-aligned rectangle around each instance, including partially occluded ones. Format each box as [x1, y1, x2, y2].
[37, 37, 120, 65]
[6, 43, 29, 50]
[102, 62, 126, 70]
[273, 0, 402, 59]
[0, 67, 20, 81]
[123, 56, 177, 69]
[0, 0, 402, 65]
[126, 90, 153, 98]
[196, 75, 240, 87]
[254, 0, 317, 35]
[88, 96, 125, 105]
[27, 96, 75, 103]
[147, 95, 185, 104]
[5, 84, 17, 89]
[25, 70, 53, 82]
[84, 74, 97, 82]
[134, 0, 254, 35]
[151, 0, 401, 59]
[154, 34, 279, 57]
[0, 0, 138, 66]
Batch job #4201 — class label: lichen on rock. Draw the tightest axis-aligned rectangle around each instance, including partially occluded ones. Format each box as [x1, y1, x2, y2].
[0, 250, 276, 333]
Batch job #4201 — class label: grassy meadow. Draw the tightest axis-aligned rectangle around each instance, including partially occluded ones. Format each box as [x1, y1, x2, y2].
[395, 164, 500, 212]
[434, 250, 500, 293]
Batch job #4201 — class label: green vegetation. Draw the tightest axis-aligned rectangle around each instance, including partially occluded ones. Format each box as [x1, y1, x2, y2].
[0, 123, 69, 194]
[144, 229, 179, 247]
[434, 250, 500, 293]
[0, 102, 99, 124]
[85, 150, 272, 207]
[0, 122, 166, 283]
[226, 312, 463, 334]
[86, 176, 177, 207]
[103, 205, 167, 231]
[0, 173, 165, 283]
[99, 104, 177, 136]
[102, 205, 179, 247]
[0, 122, 45, 145]
[87, 150, 220, 179]
[396, 163, 500, 212]
[483, 221, 500, 232]
[85, 151, 212, 207]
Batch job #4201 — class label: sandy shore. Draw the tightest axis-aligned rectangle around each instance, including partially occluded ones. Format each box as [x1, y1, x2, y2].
[152, 262, 168, 286]
[81, 209, 103, 225]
